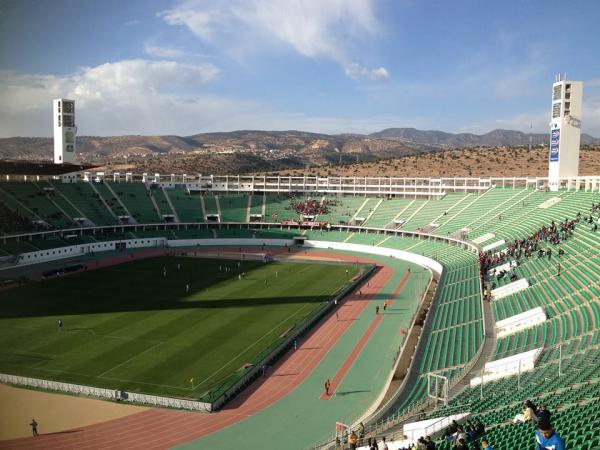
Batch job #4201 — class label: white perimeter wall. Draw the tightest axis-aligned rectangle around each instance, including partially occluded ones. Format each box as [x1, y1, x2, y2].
[4, 238, 444, 279]
[6, 238, 166, 269]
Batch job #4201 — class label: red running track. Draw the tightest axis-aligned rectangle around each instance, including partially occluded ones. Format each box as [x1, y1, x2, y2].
[0, 250, 394, 450]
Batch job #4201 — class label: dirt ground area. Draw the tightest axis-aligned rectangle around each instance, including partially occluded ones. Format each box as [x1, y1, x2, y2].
[272, 147, 600, 178]
[0, 384, 147, 440]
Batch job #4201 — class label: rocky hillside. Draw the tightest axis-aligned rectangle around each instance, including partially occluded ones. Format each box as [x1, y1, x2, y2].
[1, 128, 599, 175]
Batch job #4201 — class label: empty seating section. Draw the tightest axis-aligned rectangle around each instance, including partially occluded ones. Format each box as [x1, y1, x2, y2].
[165, 188, 204, 222]
[134, 229, 177, 240]
[323, 196, 366, 224]
[29, 236, 69, 250]
[249, 194, 264, 218]
[109, 182, 160, 223]
[304, 229, 351, 241]
[0, 240, 39, 255]
[94, 183, 127, 218]
[363, 198, 413, 228]
[434, 189, 520, 235]
[215, 228, 253, 239]
[252, 228, 299, 240]
[402, 193, 466, 231]
[351, 197, 376, 221]
[388, 246, 484, 417]
[203, 193, 218, 217]
[348, 232, 385, 245]
[218, 194, 248, 222]
[381, 236, 423, 250]
[151, 187, 175, 217]
[0, 182, 73, 229]
[467, 189, 551, 240]
[50, 181, 116, 226]
[172, 228, 213, 239]
[395, 198, 428, 226]
[37, 181, 82, 225]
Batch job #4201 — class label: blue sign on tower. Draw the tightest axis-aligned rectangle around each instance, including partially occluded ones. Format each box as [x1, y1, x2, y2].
[550, 128, 560, 162]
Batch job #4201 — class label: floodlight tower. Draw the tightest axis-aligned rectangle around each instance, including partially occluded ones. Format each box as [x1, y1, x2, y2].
[548, 75, 583, 191]
[53, 99, 77, 164]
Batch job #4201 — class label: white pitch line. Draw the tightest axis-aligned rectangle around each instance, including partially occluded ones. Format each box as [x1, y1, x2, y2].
[191, 282, 340, 392]
[97, 340, 164, 378]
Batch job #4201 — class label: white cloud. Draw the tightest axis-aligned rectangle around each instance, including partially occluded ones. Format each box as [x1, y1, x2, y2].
[3, 59, 595, 138]
[0, 59, 223, 137]
[0, 60, 417, 137]
[144, 45, 187, 59]
[159, 0, 388, 80]
[345, 63, 389, 81]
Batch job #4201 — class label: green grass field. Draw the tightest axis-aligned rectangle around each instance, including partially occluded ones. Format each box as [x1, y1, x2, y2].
[0, 256, 359, 401]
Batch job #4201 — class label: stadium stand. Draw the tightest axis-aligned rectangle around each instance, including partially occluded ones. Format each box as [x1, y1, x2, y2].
[108, 182, 161, 223]
[219, 194, 249, 222]
[0, 201, 36, 234]
[93, 182, 128, 219]
[249, 193, 264, 220]
[264, 195, 304, 222]
[151, 186, 177, 219]
[363, 198, 414, 228]
[0, 181, 74, 229]
[164, 188, 204, 222]
[0, 179, 598, 450]
[203, 192, 219, 219]
[49, 181, 116, 226]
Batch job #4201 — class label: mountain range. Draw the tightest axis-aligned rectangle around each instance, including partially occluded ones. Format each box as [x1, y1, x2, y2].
[1, 128, 598, 174]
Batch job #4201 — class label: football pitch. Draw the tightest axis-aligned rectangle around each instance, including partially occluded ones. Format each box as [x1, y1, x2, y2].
[0, 256, 360, 401]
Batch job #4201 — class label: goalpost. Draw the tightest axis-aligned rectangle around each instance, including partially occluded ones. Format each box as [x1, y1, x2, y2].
[427, 373, 449, 407]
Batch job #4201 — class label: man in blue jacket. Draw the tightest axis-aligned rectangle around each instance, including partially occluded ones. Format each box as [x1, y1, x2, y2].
[535, 421, 565, 450]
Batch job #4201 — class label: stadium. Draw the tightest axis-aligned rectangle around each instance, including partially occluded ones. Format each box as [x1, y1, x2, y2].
[1, 3, 600, 447]
[1, 96, 600, 450]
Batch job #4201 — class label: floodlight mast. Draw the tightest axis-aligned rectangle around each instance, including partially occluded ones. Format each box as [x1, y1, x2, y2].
[53, 98, 77, 164]
[547, 75, 583, 191]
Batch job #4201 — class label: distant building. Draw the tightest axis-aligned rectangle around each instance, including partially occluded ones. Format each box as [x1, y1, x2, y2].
[548, 75, 582, 191]
[53, 99, 77, 164]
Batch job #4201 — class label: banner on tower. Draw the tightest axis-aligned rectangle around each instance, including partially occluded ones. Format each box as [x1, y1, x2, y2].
[550, 128, 560, 162]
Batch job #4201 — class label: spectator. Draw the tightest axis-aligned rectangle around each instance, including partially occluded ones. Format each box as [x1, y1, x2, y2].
[381, 436, 389, 450]
[535, 421, 565, 450]
[348, 430, 358, 450]
[425, 436, 436, 450]
[513, 399, 538, 424]
[358, 422, 365, 442]
[535, 404, 551, 425]
[454, 426, 469, 444]
[481, 440, 494, 450]
[453, 438, 469, 450]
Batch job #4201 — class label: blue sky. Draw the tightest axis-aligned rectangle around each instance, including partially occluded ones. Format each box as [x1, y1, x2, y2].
[1, 0, 599, 137]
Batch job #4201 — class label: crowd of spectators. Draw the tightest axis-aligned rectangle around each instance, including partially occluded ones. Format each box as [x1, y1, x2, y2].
[291, 198, 335, 216]
[512, 399, 564, 450]
[477, 210, 596, 295]
[442, 419, 486, 449]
